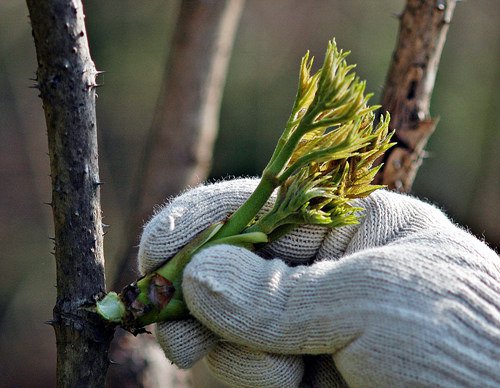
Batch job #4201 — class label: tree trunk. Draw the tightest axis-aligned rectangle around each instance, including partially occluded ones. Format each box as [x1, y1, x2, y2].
[26, 1, 114, 386]
[113, 0, 245, 288]
[107, 1, 244, 387]
[376, 0, 457, 191]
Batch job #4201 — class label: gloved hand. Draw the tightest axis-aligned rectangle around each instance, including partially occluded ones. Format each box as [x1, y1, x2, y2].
[138, 178, 500, 387]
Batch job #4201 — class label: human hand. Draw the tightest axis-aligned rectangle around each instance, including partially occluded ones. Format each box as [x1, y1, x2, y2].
[138, 178, 500, 387]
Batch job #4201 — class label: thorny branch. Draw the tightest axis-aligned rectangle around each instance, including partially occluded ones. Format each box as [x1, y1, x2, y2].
[26, 1, 114, 386]
[375, 0, 457, 191]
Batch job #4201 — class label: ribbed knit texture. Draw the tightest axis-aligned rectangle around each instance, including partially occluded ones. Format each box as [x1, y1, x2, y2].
[139, 178, 500, 387]
[206, 343, 304, 388]
[155, 319, 218, 369]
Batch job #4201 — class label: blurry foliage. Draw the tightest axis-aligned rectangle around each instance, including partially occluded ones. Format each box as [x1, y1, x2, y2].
[0, 0, 498, 386]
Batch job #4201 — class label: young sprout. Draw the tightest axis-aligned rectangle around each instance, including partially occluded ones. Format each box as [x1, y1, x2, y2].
[96, 39, 394, 332]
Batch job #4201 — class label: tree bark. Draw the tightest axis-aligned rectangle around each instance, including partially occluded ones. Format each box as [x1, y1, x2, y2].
[375, 0, 457, 191]
[26, 1, 114, 386]
[113, 0, 245, 290]
[107, 1, 244, 387]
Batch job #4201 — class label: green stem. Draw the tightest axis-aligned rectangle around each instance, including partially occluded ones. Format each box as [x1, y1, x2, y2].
[268, 120, 296, 166]
[214, 176, 277, 239]
[155, 222, 223, 279]
[214, 113, 317, 240]
[266, 121, 313, 177]
[243, 212, 281, 236]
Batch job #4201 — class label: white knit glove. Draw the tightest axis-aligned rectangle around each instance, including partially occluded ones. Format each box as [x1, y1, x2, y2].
[138, 178, 500, 387]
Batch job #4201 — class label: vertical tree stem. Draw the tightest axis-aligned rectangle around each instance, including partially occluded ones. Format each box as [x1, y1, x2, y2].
[107, 2, 245, 387]
[376, 0, 457, 191]
[113, 0, 245, 288]
[26, 1, 113, 386]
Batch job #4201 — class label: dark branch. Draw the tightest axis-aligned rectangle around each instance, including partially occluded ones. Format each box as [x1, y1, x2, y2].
[26, 1, 114, 386]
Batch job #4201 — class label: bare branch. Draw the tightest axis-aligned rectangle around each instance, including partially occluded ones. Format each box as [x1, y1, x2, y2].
[107, 2, 244, 387]
[376, 0, 457, 191]
[26, 1, 113, 386]
[113, 0, 245, 288]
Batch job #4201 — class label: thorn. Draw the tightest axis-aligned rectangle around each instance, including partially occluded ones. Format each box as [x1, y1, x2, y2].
[44, 319, 56, 326]
[43, 201, 53, 207]
[48, 237, 56, 241]
[436, 0, 446, 11]
[129, 327, 151, 336]
[441, 16, 452, 25]
[86, 82, 103, 90]
[102, 223, 110, 228]
[29, 84, 40, 89]
[109, 359, 119, 365]
[96, 70, 106, 75]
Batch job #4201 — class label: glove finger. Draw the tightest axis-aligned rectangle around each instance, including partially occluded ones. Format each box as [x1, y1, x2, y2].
[206, 342, 304, 388]
[317, 189, 451, 260]
[259, 223, 328, 266]
[155, 319, 219, 369]
[138, 178, 267, 274]
[185, 235, 500, 386]
[183, 243, 352, 354]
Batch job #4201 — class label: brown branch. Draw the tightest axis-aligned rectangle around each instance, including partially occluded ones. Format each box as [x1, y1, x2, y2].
[113, 0, 245, 288]
[375, 0, 457, 191]
[26, 1, 114, 386]
[106, 1, 244, 387]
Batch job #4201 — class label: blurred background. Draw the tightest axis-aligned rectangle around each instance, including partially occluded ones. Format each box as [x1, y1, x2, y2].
[1, 0, 498, 386]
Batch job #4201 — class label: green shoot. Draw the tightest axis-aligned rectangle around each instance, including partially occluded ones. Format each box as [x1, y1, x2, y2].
[96, 39, 394, 332]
